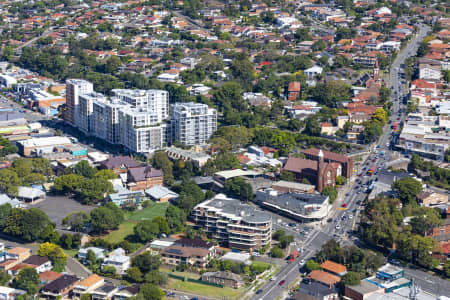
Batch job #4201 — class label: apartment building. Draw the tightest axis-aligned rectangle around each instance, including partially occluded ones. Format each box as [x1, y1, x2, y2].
[78, 92, 106, 135]
[191, 194, 272, 251]
[118, 107, 167, 153]
[112, 89, 169, 121]
[65, 79, 93, 126]
[171, 102, 217, 146]
[92, 99, 130, 145]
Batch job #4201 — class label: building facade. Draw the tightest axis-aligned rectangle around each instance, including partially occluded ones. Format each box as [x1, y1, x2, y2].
[191, 194, 272, 251]
[65, 79, 94, 127]
[171, 102, 217, 146]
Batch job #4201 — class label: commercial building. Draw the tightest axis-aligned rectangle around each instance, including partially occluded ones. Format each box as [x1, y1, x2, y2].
[255, 189, 330, 221]
[191, 194, 272, 251]
[16, 136, 73, 157]
[65, 79, 94, 127]
[0, 74, 17, 88]
[170, 102, 217, 146]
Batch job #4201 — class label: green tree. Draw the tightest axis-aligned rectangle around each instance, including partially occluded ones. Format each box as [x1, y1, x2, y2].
[73, 160, 96, 178]
[0, 203, 12, 228]
[0, 136, 18, 156]
[62, 211, 90, 232]
[53, 174, 84, 194]
[165, 205, 185, 233]
[126, 266, 143, 283]
[304, 117, 321, 136]
[60, 233, 73, 250]
[305, 260, 320, 272]
[94, 169, 117, 180]
[37, 242, 67, 272]
[152, 152, 174, 186]
[359, 121, 383, 144]
[341, 271, 361, 286]
[131, 252, 161, 274]
[280, 170, 295, 182]
[322, 186, 337, 203]
[224, 177, 254, 201]
[0, 270, 11, 285]
[86, 249, 98, 266]
[0, 169, 21, 196]
[13, 267, 39, 295]
[105, 56, 122, 74]
[311, 81, 352, 108]
[409, 208, 442, 236]
[79, 177, 113, 204]
[392, 178, 423, 205]
[270, 247, 284, 258]
[336, 176, 347, 186]
[89, 206, 122, 234]
[12, 158, 33, 177]
[295, 27, 312, 42]
[139, 283, 164, 300]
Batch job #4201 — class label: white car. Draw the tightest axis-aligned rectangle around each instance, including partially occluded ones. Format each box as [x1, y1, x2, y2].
[270, 277, 276, 281]
[335, 225, 341, 230]
[299, 259, 305, 265]
[349, 214, 353, 219]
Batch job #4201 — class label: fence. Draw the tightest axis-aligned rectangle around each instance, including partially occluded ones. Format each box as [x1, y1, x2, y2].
[167, 273, 224, 288]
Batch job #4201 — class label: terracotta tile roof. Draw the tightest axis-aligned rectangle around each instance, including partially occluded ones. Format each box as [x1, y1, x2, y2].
[7, 247, 30, 255]
[320, 260, 347, 274]
[307, 270, 341, 286]
[302, 148, 351, 164]
[40, 271, 63, 282]
[288, 81, 301, 92]
[76, 274, 104, 288]
[283, 156, 318, 173]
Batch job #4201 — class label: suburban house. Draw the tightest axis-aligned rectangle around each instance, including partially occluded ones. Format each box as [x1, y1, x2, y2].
[40, 271, 64, 285]
[4, 247, 31, 263]
[101, 248, 130, 275]
[73, 274, 105, 299]
[417, 191, 448, 207]
[173, 237, 216, 257]
[0, 286, 26, 300]
[127, 166, 164, 191]
[306, 270, 341, 288]
[320, 260, 347, 277]
[288, 81, 301, 101]
[78, 247, 105, 262]
[90, 283, 118, 300]
[22, 255, 52, 273]
[112, 285, 140, 300]
[161, 245, 211, 269]
[41, 274, 79, 299]
[201, 271, 244, 289]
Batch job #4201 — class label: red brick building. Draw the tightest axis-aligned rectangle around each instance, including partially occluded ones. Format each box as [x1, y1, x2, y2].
[127, 166, 164, 191]
[287, 81, 301, 101]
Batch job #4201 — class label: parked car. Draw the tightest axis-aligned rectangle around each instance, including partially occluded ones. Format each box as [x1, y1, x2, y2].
[279, 280, 286, 286]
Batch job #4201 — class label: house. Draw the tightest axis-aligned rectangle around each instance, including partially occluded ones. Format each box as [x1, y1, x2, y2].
[73, 274, 105, 299]
[288, 82, 301, 101]
[304, 66, 323, 80]
[417, 191, 448, 207]
[39, 271, 63, 285]
[101, 249, 130, 275]
[161, 245, 211, 268]
[113, 285, 140, 300]
[99, 156, 141, 175]
[283, 150, 342, 192]
[145, 186, 178, 202]
[4, 247, 31, 263]
[306, 270, 341, 288]
[90, 283, 118, 300]
[127, 166, 163, 191]
[108, 185, 146, 208]
[0, 286, 26, 300]
[78, 247, 105, 262]
[294, 281, 339, 300]
[173, 237, 216, 256]
[22, 255, 52, 273]
[201, 271, 244, 289]
[320, 260, 347, 276]
[0, 194, 21, 208]
[41, 274, 79, 299]
[148, 240, 174, 254]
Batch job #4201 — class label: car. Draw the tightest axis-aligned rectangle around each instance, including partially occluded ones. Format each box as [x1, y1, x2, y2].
[372, 159, 376, 162]
[349, 214, 353, 219]
[180, 296, 189, 300]
[256, 289, 263, 294]
[397, 117, 401, 120]
[342, 203, 347, 208]
[270, 277, 276, 281]
[279, 280, 286, 286]
[288, 223, 296, 227]
[300, 259, 305, 265]
[253, 252, 260, 257]
[327, 218, 333, 222]
[167, 292, 176, 297]
[335, 225, 341, 230]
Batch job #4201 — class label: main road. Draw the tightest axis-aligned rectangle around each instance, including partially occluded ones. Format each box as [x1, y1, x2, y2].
[251, 23, 432, 300]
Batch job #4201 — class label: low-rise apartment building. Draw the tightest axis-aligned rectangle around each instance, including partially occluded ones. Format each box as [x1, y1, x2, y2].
[191, 194, 272, 251]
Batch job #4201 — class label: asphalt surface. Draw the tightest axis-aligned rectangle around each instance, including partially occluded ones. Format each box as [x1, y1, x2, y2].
[251, 24, 443, 300]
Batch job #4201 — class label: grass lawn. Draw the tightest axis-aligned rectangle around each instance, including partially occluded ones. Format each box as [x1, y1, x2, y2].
[64, 249, 78, 258]
[104, 222, 136, 243]
[167, 278, 245, 300]
[127, 202, 170, 222]
[160, 268, 201, 280]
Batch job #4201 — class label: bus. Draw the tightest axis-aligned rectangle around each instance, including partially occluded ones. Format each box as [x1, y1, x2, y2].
[368, 166, 376, 175]
[392, 122, 399, 131]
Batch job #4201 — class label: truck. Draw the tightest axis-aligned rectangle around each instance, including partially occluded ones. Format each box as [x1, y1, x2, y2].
[288, 250, 299, 262]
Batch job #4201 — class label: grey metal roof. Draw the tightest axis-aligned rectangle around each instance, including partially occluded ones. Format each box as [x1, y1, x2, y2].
[257, 190, 328, 214]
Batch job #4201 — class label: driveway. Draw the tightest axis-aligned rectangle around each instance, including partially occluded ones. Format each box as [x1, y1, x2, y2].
[28, 195, 95, 228]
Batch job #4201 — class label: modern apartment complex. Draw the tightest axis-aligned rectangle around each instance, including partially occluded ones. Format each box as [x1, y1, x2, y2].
[66, 79, 217, 153]
[65, 79, 94, 127]
[191, 194, 272, 251]
[171, 102, 217, 146]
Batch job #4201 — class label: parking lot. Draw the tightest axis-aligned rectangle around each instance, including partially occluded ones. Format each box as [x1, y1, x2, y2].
[28, 194, 94, 228]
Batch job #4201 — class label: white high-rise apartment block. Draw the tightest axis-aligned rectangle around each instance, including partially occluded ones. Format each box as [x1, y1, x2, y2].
[65, 79, 94, 126]
[171, 102, 217, 146]
[119, 107, 166, 153]
[78, 92, 106, 135]
[92, 98, 130, 145]
[111, 89, 169, 122]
